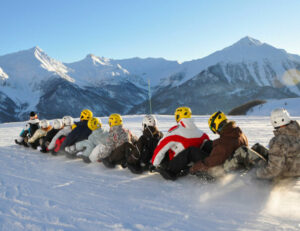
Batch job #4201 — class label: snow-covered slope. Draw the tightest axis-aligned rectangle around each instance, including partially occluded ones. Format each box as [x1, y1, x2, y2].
[0, 115, 299, 230]
[247, 97, 300, 116]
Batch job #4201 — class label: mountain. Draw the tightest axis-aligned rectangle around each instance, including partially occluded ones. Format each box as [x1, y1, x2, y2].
[130, 36, 300, 114]
[1, 36, 300, 122]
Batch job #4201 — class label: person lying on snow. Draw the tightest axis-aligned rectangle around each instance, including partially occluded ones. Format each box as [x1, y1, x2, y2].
[64, 117, 108, 163]
[39, 119, 64, 153]
[223, 108, 300, 180]
[48, 116, 74, 155]
[15, 111, 40, 147]
[151, 107, 210, 181]
[60, 109, 93, 158]
[89, 113, 138, 168]
[189, 111, 248, 180]
[26, 120, 52, 149]
[126, 114, 163, 174]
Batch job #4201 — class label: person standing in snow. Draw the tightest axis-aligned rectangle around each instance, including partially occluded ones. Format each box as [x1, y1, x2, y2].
[126, 115, 164, 174]
[225, 108, 300, 180]
[64, 117, 108, 163]
[189, 111, 248, 178]
[151, 107, 210, 180]
[89, 113, 138, 167]
[15, 111, 40, 147]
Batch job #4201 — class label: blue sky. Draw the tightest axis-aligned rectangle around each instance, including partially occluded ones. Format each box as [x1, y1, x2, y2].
[1, 0, 299, 62]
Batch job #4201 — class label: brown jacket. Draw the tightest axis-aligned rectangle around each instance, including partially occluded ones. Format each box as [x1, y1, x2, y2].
[190, 121, 248, 173]
[256, 120, 300, 179]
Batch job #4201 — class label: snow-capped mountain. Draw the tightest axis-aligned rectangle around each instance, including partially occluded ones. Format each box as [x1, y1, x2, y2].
[0, 36, 300, 122]
[131, 36, 300, 115]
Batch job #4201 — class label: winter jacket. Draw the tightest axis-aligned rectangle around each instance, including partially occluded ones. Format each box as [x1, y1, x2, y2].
[20, 119, 40, 138]
[28, 126, 52, 143]
[127, 126, 163, 165]
[256, 120, 300, 179]
[48, 126, 72, 150]
[89, 125, 138, 161]
[60, 120, 92, 150]
[190, 121, 248, 173]
[151, 118, 209, 167]
[43, 128, 61, 144]
[75, 128, 109, 157]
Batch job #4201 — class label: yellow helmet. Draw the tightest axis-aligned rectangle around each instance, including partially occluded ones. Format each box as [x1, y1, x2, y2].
[175, 107, 192, 123]
[108, 114, 123, 127]
[208, 111, 227, 134]
[80, 109, 93, 121]
[88, 117, 102, 131]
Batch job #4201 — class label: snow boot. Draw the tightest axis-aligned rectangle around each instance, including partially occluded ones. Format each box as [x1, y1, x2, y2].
[102, 157, 115, 168]
[128, 164, 143, 174]
[156, 167, 177, 181]
[81, 155, 91, 164]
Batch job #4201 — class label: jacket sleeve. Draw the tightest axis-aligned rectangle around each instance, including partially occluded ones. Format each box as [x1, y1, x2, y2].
[100, 131, 115, 159]
[151, 134, 175, 166]
[28, 129, 45, 143]
[48, 127, 71, 150]
[256, 138, 285, 179]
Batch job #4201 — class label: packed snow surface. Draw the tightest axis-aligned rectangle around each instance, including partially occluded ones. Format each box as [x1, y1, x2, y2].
[0, 115, 299, 231]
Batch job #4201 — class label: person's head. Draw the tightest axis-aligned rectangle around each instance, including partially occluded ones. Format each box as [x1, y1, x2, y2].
[53, 119, 63, 130]
[80, 109, 93, 121]
[208, 111, 228, 134]
[88, 117, 102, 131]
[108, 114, 123, 127]
[174, 107, 192, 123]
[40, 120, 49, 129]
[270, 108, 291, 129]
[30, 111, 38, 120]
[62, 116, 74, 126]
[142, 115, 157, 129]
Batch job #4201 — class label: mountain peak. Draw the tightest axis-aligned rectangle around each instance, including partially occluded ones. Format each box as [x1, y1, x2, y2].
[85, 54, 110, 66]
[234, 36, 263, 47]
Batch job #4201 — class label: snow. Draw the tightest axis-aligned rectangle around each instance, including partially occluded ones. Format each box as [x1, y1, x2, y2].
[0, 115, 299, 230]
[247, 97, 300, 116]
[0, 67, 9, 80]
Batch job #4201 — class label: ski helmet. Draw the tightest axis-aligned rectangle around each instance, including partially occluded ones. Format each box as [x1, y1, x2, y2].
[142, 115, 157, 128]
[80, 109, 93, 121]
[174, 107, 192, 123]
[88, 117, 102, 131]
[108, 114, 123, 127]
[40, 120, 49, 129]
[208, 111, 227, 134]
[270, 108, 291, 128]
[53, 119, 63, 130]
[62, 116, 74, 126]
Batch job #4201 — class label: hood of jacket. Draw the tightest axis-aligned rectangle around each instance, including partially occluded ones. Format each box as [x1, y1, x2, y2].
[220, 121, 243, 138]
[273, 120, 300, 137]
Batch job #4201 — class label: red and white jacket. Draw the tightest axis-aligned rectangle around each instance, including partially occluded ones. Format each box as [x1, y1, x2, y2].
[151, 118, 209, 166]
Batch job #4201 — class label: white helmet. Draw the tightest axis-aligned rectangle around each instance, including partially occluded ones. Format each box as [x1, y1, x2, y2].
[270, 108, 291, 128]
[142, 115, 157, 128]
[40, 120, 49, 129]
[53, 119, 63, 129]
[62, 116, 74, 126]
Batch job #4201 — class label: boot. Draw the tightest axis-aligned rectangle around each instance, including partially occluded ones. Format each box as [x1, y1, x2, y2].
[102, 157, 115, 168]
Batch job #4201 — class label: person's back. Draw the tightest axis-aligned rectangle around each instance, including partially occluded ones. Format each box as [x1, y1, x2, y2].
[190, 111, 248, 174]
[257, 119, 300, 179]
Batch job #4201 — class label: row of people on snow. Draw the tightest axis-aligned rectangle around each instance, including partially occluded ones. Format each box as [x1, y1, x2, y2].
[15, 107, 300, 181]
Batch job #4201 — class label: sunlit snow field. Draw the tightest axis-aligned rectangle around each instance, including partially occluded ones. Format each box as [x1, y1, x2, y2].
[0, 115, 299, 231]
